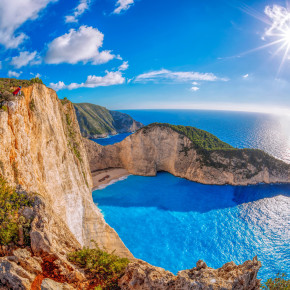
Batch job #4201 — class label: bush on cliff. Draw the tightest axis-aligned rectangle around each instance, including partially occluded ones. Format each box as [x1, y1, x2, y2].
[262, 273, 290, 290]
[0, 175, 34, 246]
[68, 244, 129, 289]
[0, 77, 43, 104]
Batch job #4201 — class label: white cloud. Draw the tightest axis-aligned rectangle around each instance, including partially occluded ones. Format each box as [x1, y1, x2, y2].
[0, 0, 57, 48]
[135, 69, 228, 83]
[8, 70, 22, 78]
[191, 86, 199, 91]
[119, 61, 129, 71]
[30, 72, 41, 78]
[243, 73, 249, 78]
[192, 81, 199, 85]
[65, 0, 91, 23]
[49, 81, 66, 91]
[10, 51, 41, 68]
[113, 0, 134, 14]
[264, 5, 290, 38]
[45, 26, 115, 65]
[49, 70, 125, 91]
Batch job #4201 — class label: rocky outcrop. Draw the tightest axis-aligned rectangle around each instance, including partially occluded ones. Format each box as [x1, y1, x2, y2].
[74, 103, 143, 139]
[119, 257, 261, 289]
[0, 84, 132, 288]
[0, 83, 266, 289]
[84, 124, 290, 185]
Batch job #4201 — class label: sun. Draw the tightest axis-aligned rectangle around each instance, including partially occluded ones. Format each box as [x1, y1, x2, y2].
[281, 27, 290, 46]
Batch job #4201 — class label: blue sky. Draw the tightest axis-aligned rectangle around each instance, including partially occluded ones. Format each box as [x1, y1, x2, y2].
[0, 0, 290, 113]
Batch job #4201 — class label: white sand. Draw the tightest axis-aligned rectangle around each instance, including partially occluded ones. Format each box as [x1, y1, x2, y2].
[91, 168, 129, 190]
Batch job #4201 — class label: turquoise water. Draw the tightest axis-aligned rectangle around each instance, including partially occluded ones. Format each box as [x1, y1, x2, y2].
[92, 110, 290, 280]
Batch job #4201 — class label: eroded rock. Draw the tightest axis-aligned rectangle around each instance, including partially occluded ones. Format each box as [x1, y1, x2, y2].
[119, 257, 261, 290]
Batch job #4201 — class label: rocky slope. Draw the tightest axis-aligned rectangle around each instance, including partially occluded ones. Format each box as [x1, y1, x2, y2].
[119, 257, 261, 290]
[74, 103, 143, 138]
[0, 83, 264, 289]
[0, 83, 132, 288]
[84, 123, 290, 185]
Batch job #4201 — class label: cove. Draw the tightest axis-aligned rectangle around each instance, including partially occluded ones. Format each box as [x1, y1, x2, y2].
[92, 172, 290, 280]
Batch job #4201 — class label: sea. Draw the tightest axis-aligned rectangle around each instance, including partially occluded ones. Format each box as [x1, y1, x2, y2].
[92, 110, 290, 281]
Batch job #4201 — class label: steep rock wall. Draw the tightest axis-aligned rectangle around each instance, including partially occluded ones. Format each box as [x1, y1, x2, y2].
[84, 125, 290, 185]
[0, 84, 132, 258]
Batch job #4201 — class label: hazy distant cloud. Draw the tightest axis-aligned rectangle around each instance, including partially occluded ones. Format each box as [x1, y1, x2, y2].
[30, 72, 41, 78]
[118, 61, 129, 71]
[113, 0, 134, 14]
[0, 61, 2, 69]
[192, 81, 199, 85]
[8, 70, 22, 78]
[191, 86, 199, 91]
[243, 73, 249, 78]
[135, 69, 228, 83]
[0, 0, 57, 49]
[11, 51, 41, 68]
[45, 26, 115, 65]
[264, 5, 290, 38]
[65, 0, 91, 23]
[49, 70, 125, 91]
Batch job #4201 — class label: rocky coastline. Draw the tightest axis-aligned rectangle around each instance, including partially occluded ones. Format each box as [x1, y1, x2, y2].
[0, 83, 274, 289]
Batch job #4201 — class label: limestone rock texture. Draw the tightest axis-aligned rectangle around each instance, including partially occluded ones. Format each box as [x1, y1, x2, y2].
[0, 83, 132, 265]
[119, 257, 261, 290]
[84, 124, 290, 185]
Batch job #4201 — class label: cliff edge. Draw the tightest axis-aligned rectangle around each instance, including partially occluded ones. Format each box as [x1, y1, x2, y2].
[85, 123, 290, 185]
[0, 83, 132, 255]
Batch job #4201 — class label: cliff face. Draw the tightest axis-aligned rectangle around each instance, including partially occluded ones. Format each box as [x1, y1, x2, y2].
[74, 103, 143, 138]
[0, 84, 131, 258]
[85, 124, 290, 185]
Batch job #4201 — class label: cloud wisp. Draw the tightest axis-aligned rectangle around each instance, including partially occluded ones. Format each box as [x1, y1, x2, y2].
[8, 70, 22, 78]
[264, 5, 290, 38]
[49, 70, 125, 91]
[113, 0, 134, 14]
[134, 69, 228, 83]
[65, 0, 91, 23]
[10, 51, 41, 68]
[0, 0, 57, 48]
[45, 26, 115, 65]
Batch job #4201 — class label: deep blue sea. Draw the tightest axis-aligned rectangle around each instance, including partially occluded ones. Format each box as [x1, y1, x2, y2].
[92, 110, 290, 280]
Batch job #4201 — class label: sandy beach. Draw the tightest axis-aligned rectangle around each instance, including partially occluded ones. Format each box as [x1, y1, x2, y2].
[91, 168, 129, 190]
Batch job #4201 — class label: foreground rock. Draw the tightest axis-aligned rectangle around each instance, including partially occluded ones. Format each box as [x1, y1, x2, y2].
[119, 257, 261, 290]
[84, 123, 290, 185]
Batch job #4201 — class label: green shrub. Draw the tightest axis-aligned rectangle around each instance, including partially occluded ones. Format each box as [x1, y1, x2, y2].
[68, 244, 129, 289]
[0, 105, 7, 112]
[0, 175, 34, 246]
[29, 99, 36, 111]
[262, 273, 290, 290]
[61, 97, 70, 105]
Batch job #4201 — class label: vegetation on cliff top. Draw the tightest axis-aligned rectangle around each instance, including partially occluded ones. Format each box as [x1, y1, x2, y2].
[0, 78, 43, 108]
[141, 123, 234, 150]
[0, 175, 34, 246]
[141, 123, 289, 173]
[74, 102, 143, 137]
[68, 244, 129, 289]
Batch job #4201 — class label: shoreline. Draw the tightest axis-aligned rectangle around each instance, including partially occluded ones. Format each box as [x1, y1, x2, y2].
[91, 168, 129, 190]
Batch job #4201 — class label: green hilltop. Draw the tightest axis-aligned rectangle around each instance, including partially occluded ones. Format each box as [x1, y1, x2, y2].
[74, 103, 143, 138]
[141, 123, 234, 150]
